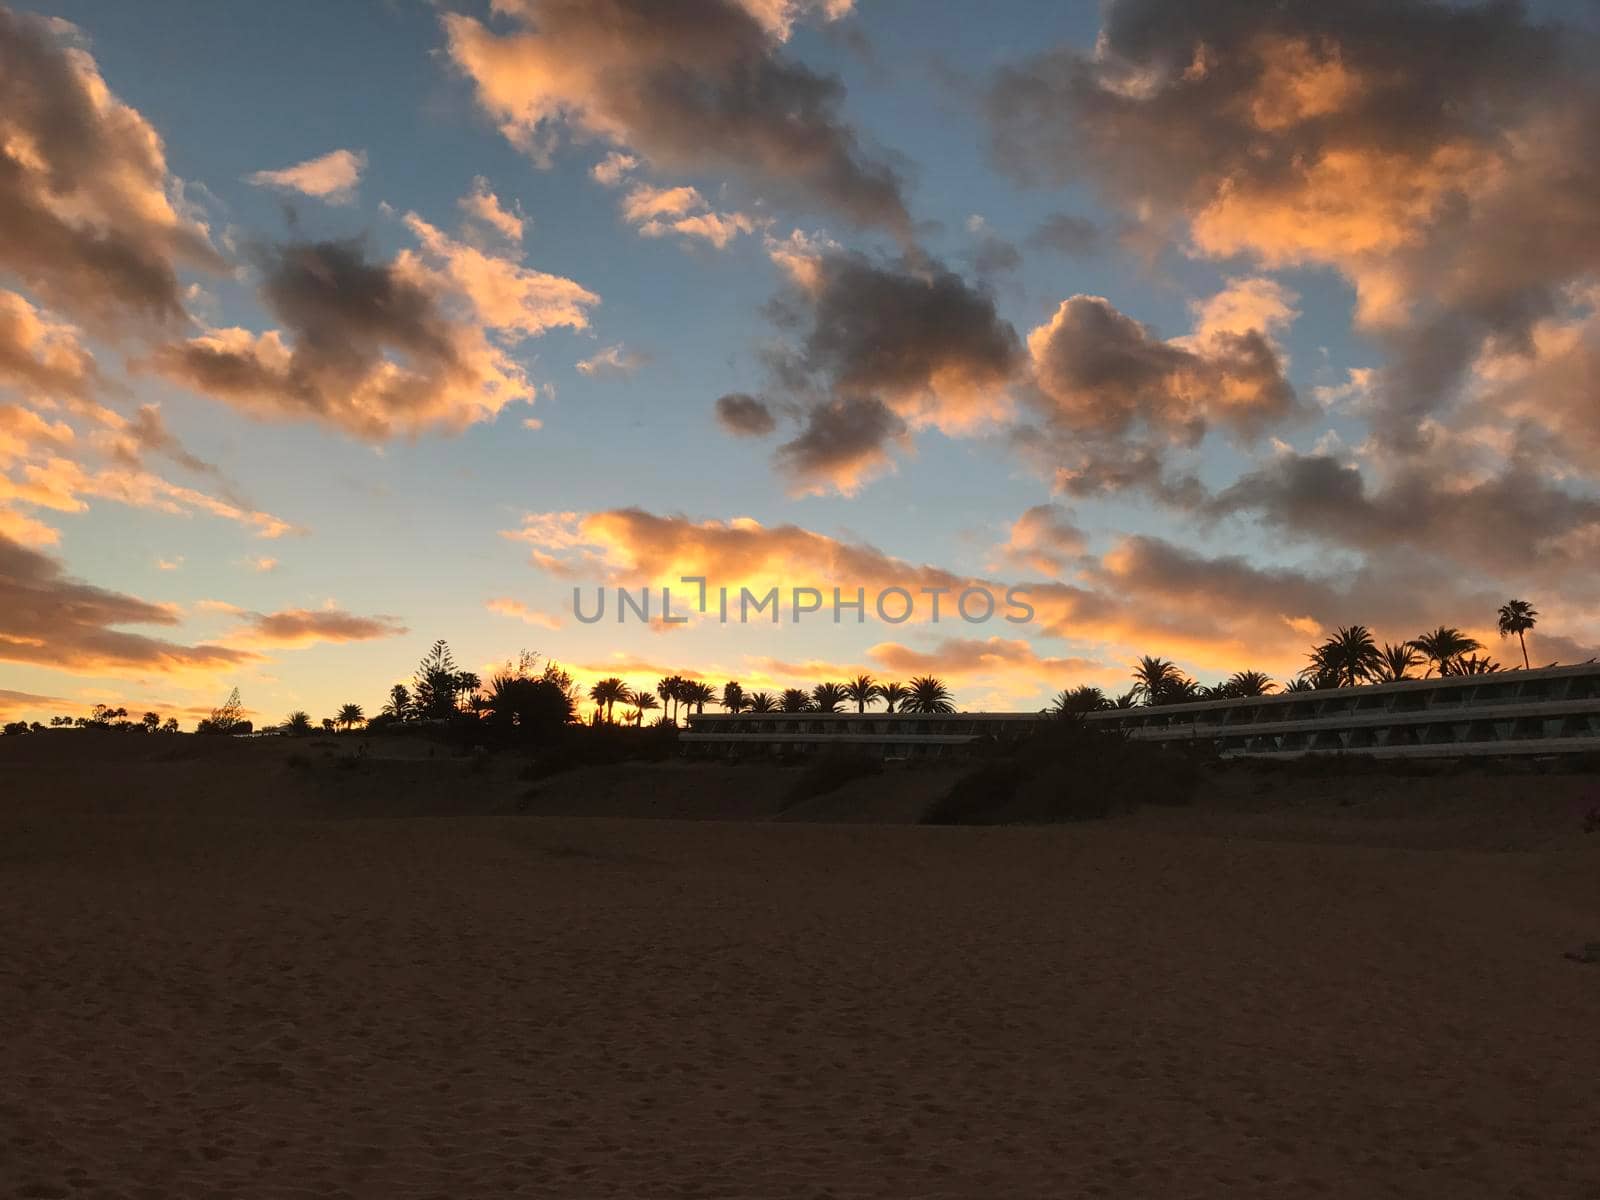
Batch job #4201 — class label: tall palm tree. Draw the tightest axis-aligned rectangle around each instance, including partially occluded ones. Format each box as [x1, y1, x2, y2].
[1306, 625, 1383, 688]
[1375, 643, 1422, 683]
[779, 688, 813, 713]
[721, 681, 746, 713]
[686, 681, 716, 715]
[336, 703, 365, 731]
[747, 691, 777, 713]
[656, 677, 678, 722]
[843, 674, 881, 713]
[811, 681, 848, 712]
[1131, 656, 1186, 705]
[879, 682, 909, 714]
[588, 677, 629, 723]
[1409, 626, 1483, 678]
[1496, 599, 1537, 670]
[631, 691, 659, 725]
[1224, 670, 1276, 697]
[904, 676, 954, 714]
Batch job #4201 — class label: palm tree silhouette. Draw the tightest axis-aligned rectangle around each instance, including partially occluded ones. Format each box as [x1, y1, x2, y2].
[721, 681, 746, 713]
[631, 691, 659, 725]
[687, 681, 716, 715]
[747, 691, 776, 713]
[1496, 599, 1537, 670]
[1409, 626, 1482, 678]
[1225, 670, 1276, 697]
[1131, 656, 1184, 705]
[336, 703, 365, 731]
[811, 681, 848, 712]
[1375, 643, 1422, 682]
[780, 688, 813, 713]
[589, 677, 629, 723]
[1305, 625, 1382, 688]
[381, 684, 410, 720]
[1455, 654, 1502, 676]
[844, 674, 881, 713]
[284, 710, 313, 735]
[1049, 685, 1108, 714]
[879, 682, 909, 714]
[904, 676, 954, 713]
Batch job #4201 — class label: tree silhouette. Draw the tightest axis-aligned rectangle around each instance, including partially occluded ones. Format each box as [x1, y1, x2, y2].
[588, 677, 629, 724]
[198, 688, 247, 734]
[337, 703, 365, 731]
[879, 682, 909, 713]
[811, 681, 848, 712]
[780, 688, 813, 713]
[844, 674, 881, 713]
[284, 710, 313, 735]
[382, 684, 411, 720]
[1496, 599, 1537, 670]
[721, 681, 746, 713]
[1131, 656, 1187, 705]
[141, 711, 160, 732]
[1455, 653, 1502, 676]
[1409, 626, 1482, 677]
[1375, 643, 1422, 682]
[904, 676, 954, 713]
[747, 691, 776, 713]
[631, 691, 660, 725]
[484, 669, 573, 737]
[1303, 626, 1382, 688]
[413, 640, 467, 719]
[1224, 670, 1276, 697]
[1049, 685, 1109, 714]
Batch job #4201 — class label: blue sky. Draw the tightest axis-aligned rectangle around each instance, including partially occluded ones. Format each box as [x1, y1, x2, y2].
[4, 0, 1599, 725]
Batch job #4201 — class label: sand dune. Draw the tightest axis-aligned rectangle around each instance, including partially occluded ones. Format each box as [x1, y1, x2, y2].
[3, 737, 1598, 1197]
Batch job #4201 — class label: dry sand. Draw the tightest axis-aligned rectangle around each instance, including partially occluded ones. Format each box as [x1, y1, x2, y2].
[3, 735, 1598, 1198]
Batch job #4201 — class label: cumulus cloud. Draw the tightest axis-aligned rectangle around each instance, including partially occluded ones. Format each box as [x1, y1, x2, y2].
[751, 247, 1022, 492]
[149, 221, 595, 439]
[998, 503, 1087, 577]
[0, 531, 259, 676]
[442, 0, 910, 234]
[714, 392, 777, 437]
[222, 606, 408, 650]
[576, 344, 645, 377]
[503, 505, 1507, 682]
[867, 635, 1097, 685]
[0, 290, 97, 399]
[458, 176, 525, 245]
[617, 182, 764, 248]
[486, 596, 562, 630]
[247, 148, 367, 205]
[987, 0, 1600, 439]
[0, 8, 221, 331]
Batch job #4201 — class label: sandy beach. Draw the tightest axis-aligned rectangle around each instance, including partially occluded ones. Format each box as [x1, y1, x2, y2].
[3, 739, 1598, 1198]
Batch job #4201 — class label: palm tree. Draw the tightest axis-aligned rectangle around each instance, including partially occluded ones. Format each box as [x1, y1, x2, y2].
[1409, 626, 1483, 678]
[1049, 685, 1108, 714]
[1496, 599, 1537, 670]
[904, 676, 954, 714]
[1111, 689, 1140, 709]
[879, 681, 909, 714]
[656, 676, 681, 723]
[684, 681, 716, 715]
[588, 677, 629, 723]
[843, 674, 881, 713]
[780, 688, 813, 713]
[284, 710, 313, 735]
[1225, 670, 1276, 697]
[1455, 654, 1502, 675]
[381, 684, 411, 720]
[1305, 625, 1382, 688]
[811, 681, 848, 712]
[631, 691, 659, 725]
[747, 691, 777, 713]
[721, 681, 746, 713]
[336, 703, 365, 731]
[1375, 643, 1422, 683]
[1131, 656, 1186, 705]
[1282, 677, 1317, 693]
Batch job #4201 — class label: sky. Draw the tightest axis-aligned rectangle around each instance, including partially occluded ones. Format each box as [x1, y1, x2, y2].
[5, 0, 1600, 727]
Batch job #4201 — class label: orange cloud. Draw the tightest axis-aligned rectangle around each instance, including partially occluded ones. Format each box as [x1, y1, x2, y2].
[486, 596, 563, 630]
[247, 148, 367, 205]
[221, 607, 409, 650]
